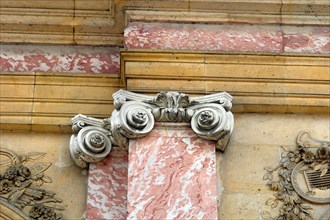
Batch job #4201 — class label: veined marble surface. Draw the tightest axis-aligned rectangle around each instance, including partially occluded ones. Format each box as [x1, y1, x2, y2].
[125, 22, 329, 54]
[86, 147, 128, 220]
[128, 124, 217, 220]
[0, 45, 120, 74]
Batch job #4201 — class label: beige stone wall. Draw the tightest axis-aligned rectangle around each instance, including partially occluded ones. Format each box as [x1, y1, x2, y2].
[0, 131, 87, 219]
[1, 113, 329, 219]
[218, 113, 330, 219]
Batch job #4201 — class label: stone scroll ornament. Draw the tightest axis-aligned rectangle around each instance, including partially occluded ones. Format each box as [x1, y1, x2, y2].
[0, 149, 65, 220]
[263, 131, 330, 220]
[70, 90, 234, 168]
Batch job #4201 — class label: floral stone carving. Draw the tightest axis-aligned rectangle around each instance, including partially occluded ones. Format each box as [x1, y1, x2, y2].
[70, 90, 234, 168]
[263, 131, 330, 220]
[0, 149, 65, 220]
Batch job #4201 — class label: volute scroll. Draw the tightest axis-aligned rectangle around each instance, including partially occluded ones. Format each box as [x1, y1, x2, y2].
[69, 90, 234, 168]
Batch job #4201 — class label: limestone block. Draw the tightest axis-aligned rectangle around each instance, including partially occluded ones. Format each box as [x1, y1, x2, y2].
[218, 192, 260, 220]
[217, 113, 330, 219]
[123, 51, 330, 114]
[0, 72, 122, 131]
[230, 114, 330, 146]
[219, 144, 280, 193]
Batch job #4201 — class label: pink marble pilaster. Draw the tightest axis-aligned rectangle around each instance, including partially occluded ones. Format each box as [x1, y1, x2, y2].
[86, 147, 128, 220]
[128, 123, 218, 220]
[0, 45, 120, 74]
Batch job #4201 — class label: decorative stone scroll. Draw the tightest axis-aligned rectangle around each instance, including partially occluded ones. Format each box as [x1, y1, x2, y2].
[70, 90, 234, 168]
[263, 131, 330, 220]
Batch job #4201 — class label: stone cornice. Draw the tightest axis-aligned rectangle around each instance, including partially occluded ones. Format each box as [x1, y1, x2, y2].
[121, 51, 330, 114]
[1, 0, 329, 45]
[69, 90, 234, 168]
[125, 8, 329, 27]
[0, 52, 329, 132]
[0, 72, 122, 132]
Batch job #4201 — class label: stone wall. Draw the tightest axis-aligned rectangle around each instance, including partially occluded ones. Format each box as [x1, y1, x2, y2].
[1, 114, 328, 219]
[218, 113, 330, 219]
[1, 1, 329, 219]
[0, 131, 87, 219]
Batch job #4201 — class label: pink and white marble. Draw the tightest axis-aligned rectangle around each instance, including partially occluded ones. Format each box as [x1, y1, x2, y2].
[128, 123, 217, 220]
[283, 26, 330, 54]
[124, 22, 283, 53]
[0, 45, 120, 74]
[86, 147, 128, 220]
[125, 22, 330, 54]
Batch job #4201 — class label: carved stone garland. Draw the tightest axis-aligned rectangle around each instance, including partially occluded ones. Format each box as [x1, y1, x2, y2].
[263, 131, 330, 220]
[70, 90, 234, 168]
[0, 149, 65, 220]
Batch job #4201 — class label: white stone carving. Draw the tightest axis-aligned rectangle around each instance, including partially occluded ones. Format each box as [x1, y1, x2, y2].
[69, 90, 234, 168]
[70, 115, 112, 168]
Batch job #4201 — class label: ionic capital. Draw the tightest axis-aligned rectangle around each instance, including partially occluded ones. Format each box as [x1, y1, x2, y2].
[69, 90, 234, 168]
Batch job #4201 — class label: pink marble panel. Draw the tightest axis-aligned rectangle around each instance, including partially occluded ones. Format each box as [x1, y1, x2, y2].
[86, 147, 128, 220]
[128, 123, 217, 220]
[124, 22, 283, 53]
[283, 26, 330, 54]
[0, 45, 120, 74]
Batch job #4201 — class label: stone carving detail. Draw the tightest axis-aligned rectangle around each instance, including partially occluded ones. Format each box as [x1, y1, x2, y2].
[0, 149, 65, 220]
[151, 91, 191, 122]
[70, 116, 112, 168]
[70, 90, 234, 168]
[263, 131, 330, 220]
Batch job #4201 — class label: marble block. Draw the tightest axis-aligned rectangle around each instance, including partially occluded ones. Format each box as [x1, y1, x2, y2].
[124, 22, 330, 55]
[0, 45, 120, 74]
[283, 26, 330, 54]
[124, 22, 283, 53]
[127, 124, 218, 220]
[86, 147, 128, 220]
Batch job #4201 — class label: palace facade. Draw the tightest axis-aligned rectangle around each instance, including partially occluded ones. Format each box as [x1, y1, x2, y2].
[1, 1, 329, 219]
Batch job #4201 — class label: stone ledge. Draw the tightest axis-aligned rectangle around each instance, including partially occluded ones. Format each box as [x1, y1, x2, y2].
[1, 0, 329, 45]
[122, 51, 330, 114]
[0, 72, 123, 132]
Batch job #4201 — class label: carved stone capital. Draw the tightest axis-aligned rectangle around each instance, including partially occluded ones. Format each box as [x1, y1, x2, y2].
[70, 115, 112, 168]
[69, 90, 234, 168]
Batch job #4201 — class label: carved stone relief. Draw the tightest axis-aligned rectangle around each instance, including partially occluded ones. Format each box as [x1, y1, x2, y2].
[70, 90, 234, 168]
[0, 149, 65, 220]
[263, 131, 330, 220]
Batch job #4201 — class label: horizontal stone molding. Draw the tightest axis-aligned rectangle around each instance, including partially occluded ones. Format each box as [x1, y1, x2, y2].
[1, 0, 329, 45]
[0, 0, 119, 45]
[1, 51, 329, 131]
[0, 45, 120, 74]
[0, 72, 123, 132]
[125, 9, 330, 26]
[124, 22, 329, 54]
[121, 51, 330, 114]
